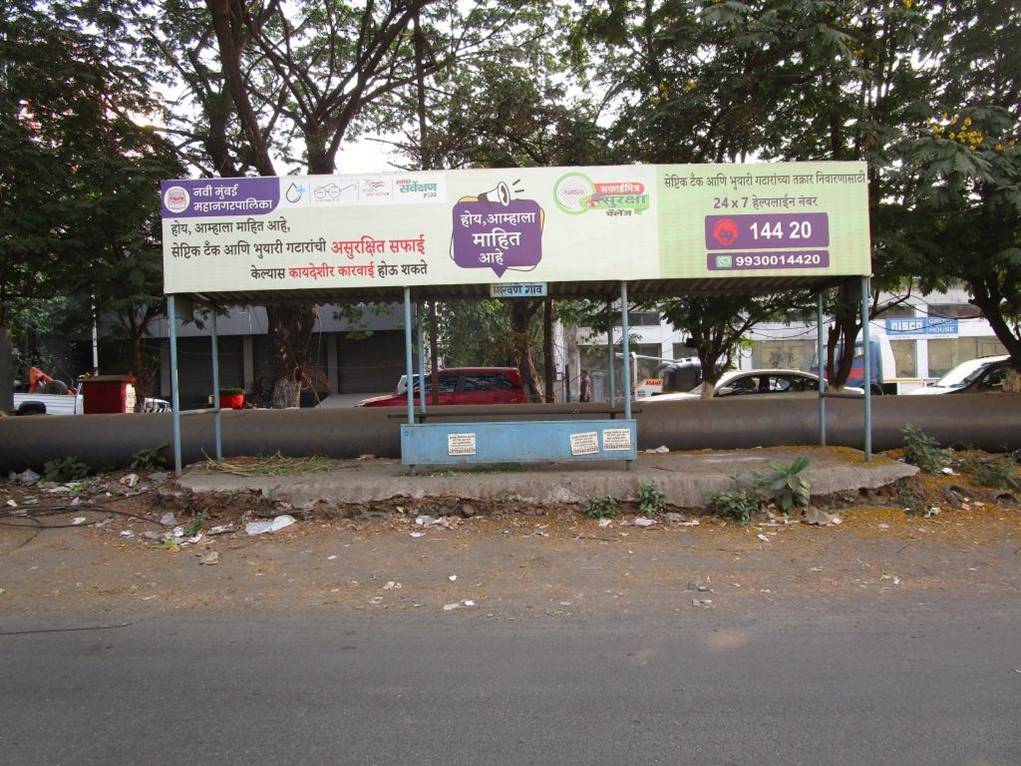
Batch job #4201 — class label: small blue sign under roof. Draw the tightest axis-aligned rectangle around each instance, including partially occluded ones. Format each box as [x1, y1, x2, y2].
[490, 282, 548, 298]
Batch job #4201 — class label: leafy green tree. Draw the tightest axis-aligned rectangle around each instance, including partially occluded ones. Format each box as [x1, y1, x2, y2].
[0, 0, 176, 410]
[907, 0, 1021, 389]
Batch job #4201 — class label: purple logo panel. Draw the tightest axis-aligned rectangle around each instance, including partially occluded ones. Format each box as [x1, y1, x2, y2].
[705, 213, 829, 250]
[707, 251, 830, 271]
[451, 199, 543, 277]
[161, 178, 279, 218]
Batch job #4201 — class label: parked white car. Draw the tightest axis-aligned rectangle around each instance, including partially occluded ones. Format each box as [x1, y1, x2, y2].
[907, 355, 1010, 395]
[647, 369, 864, 402]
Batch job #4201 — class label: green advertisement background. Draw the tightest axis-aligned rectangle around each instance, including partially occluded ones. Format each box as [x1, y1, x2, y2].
[655, 161, 871, 279]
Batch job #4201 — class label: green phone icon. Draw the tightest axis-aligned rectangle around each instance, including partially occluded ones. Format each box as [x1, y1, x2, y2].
[716, 254, 733, 269]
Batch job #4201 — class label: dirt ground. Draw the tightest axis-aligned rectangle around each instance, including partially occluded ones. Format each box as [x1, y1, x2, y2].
[1, 452, 1019, 623]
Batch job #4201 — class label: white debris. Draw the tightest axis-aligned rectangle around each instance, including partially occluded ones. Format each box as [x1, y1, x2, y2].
[327, 555, 338, 561]
[677, 519, 701, 527]
[120, 530, 134, 539]
[199, 550, 220, 566]
[462, 599, 476, 607]
[207, 524, 234, 536]
[691, 598, 713, 607]
[159, 512, 177, 527]
[172, 526, 185, 538]
[409, 531, 425, 538]
[880, 574, 901, 585]
[70, 517, 87, 526]
[756, 533, 770, 542]
[245, 515, 297, 536]
[448, 575, 457, 582]
[645, 445, 669, 454]
[383, 581, 401, 590]
[633, 517, 656, 527]
[18, 469, 40, 485]
[941, 467, 955, 475]
[597, 518, 613, 528]
[442, 602, 461, 611]
[119, 473, 139, 488]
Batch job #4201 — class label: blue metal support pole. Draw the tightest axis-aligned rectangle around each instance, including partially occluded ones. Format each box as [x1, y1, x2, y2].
[211, 308, 222, 461]
[403, 288, 415, 428]
[417, 302, 427, 415]
[816, 292, 826, 446]
[620, 282, 632, 421]
[167, 296, 182, 476]
[606, 300, 616, 407]
[861, 276, 872, 461]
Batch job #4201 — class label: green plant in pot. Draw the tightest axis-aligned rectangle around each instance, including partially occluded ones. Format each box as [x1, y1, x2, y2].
[219, 387, 246, 410]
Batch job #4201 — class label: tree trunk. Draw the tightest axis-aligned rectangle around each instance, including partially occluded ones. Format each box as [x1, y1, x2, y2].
[826, 282, 861, 390]
[543, 297, 554, 403]
[1004, 369, 1021, 394]
[0, 326, 13, 413]
[509, 300, 542, 401]
[265, 303, 318, 408]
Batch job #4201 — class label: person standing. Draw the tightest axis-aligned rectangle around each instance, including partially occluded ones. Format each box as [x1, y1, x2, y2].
[579, 369, 592, 402]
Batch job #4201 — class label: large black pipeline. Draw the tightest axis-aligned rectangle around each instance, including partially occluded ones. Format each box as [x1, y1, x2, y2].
[0, 394, 1018, 473]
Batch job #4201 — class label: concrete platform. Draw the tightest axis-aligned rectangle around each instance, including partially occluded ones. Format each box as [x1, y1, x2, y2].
[177, 446, 918, 510]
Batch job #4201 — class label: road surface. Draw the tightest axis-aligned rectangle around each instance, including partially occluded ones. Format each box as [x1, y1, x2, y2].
[2, 593, 1018, 765]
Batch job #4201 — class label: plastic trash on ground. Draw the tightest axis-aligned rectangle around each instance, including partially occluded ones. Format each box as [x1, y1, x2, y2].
[245, 514, 297, 536]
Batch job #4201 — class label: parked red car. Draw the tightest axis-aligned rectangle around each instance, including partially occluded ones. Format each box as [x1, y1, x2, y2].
[359, 367, 526, 407]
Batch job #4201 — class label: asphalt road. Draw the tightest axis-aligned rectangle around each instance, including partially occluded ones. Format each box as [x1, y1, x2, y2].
[2, 595, 1019, 766]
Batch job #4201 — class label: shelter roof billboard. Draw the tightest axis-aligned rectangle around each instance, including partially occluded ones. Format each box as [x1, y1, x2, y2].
[161, 161, 870, 295]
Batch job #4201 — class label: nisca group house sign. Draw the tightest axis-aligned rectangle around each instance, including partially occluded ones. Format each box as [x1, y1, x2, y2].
[161, 161, 871, 294]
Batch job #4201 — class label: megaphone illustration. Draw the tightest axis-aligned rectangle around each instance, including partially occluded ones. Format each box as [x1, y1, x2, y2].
[477, 181, 512, 206]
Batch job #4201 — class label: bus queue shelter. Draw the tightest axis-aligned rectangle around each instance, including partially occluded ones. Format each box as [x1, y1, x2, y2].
[160, 161, 873, 475]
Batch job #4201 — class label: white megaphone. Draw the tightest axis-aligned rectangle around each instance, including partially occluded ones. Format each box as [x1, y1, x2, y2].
[477, 181, 512, 206]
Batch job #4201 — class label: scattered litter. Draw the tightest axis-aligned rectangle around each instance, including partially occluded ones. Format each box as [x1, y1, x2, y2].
[756, 533, 770, 542]
[327, 555, 338, 561]
[70, 517, 87, 526]
[383, 581, 401, 590]
[160, 512, 177, 527]
[809, 566, 823, 572]
[645, 445, 669, 454]
[199, 551, 220, 566]
[687, 578, 713, 593]
[923, 505, 941, 518]
[691, 598, 713, 608]
[878, 523, 891, 530]
[633, 517, 656, 528]
[143, 530, 163, 541]
[5, 499, 16, 508]
[462, 599, 475, 607]
[941, 466, 955, 475]
[245, 515, 297, 536]
[0, 588, 5, 596]
[18, 469, 40, 485]
[356, 454, 376, 461]
[172, 526, 185, 538]
[801, 508, 843, 527]
[880, 574, 901, 585]
[186, 533, 203, 544]
[119, 530, 134, 539]
[119, 473, 139, 488]
[369, 596, 383, 605]
[559, 601, 572, 606]
[664, 512, 686, 524]
[207, 524, 234, 536]
[597, 518, 613, 528]
[148, 471, 170, 484]
[448, 575, 457, 582]
[677, 519, 701, 527]
[442, 602, 461, 611]
[47, 485, 71, 494]
[409, 531, 425, 538]
[140, 595, 157, 601]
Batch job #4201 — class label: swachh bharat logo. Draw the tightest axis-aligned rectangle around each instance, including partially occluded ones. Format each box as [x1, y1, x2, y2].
[553, 172, 649, 216]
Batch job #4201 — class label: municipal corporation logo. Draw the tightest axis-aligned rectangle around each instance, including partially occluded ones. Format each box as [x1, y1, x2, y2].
[163, 185, 190, 214]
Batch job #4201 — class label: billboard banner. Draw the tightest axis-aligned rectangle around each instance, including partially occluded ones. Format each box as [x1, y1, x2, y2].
[161, 161, 870, 294]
